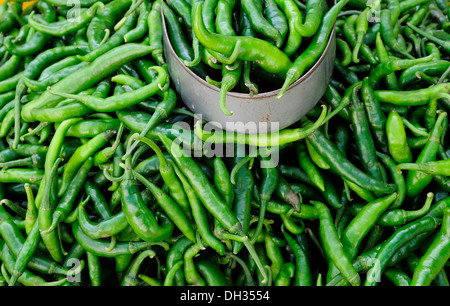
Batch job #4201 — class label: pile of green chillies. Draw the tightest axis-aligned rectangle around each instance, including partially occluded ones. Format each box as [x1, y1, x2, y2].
[0, 0, 449, 287]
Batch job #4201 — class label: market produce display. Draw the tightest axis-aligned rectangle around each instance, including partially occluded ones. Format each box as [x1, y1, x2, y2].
[0, 0, 449, 288]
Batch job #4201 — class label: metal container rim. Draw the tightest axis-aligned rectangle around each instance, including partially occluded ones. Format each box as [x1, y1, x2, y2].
[160, 2, 337, 100]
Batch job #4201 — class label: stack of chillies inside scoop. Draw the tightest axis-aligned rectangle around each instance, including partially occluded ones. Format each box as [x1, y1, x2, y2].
[0, 0, 448, 287]
[165, 0, 348, 115]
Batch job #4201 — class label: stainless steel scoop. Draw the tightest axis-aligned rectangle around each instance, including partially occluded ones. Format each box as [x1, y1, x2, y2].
[160, 7, 336, 134]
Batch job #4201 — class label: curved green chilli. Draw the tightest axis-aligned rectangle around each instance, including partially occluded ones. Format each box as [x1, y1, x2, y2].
[242, 0, 283, 47]
[273, 0, 303, 56]
[238, 8, 259, 96]
[376, 152, 406, 209]
[251, 155, 279, 244]
[163, 260, 184, 286]
[124, 0, 150, 43]
[121, 249, 156, 286]
[119, 139, 174, 242]
[130, 134, 191, 219]
[0, 55, 21, 82]
[351, 7, 370, 63]
[77, 11, 138, 62]
[58, 130, 116, 196]
[335, 38, 352, 67]
[282, 227, 312, 286]
[349, 83, 383, 181]
[368, 55, 434, 89]
[384, 268, 411, 286]
[398, 61, 450, 89]
[30, 88, 94, 123]
[33, 117, 82, 213]
[379, 9, 413, 59]
[27, 2, 105, 37]
[264, 0, 288, 44]
[295, 0, 326, 37]
[323, 83, 350, 121]
[361, 77, 388, 153]
[87, 252, 101, 286]
[86, 0, 133, 50]
[9, 224, 49, 286]
[403, 111, 448, 198]
[161, 0, 208, 78]
[274, 262, 295, 286]
[341, 193, 398, 259]
[195, 104, 329, 147]
[230, 145, 255, 254]
[201, 0, 218, 32]
[193, 3, 292, 76]
[386, 110, 413, 164]
[375, 32, 400, 89]
[364, 215, 441, 286]
[183, 239, 206, 286]
[132, 169, 196, 243]
[3, 44, 85, 95]
[84, 178, 113, 219]
[264, 231, 284, 280]
[213, 156, 234, 207]
[45, 157, 94, 234]
[348, 192, 434, 226]
[22, 61, 90, 93]
[38, 158, 63, 263]
[312, 201, 360, 286]
[397, 159, 450, 176]
[166, 237, 194, 286]
[342, 14, 378, 65]
[374, 83, 450, 106]
[148, 0, 165, 65]
[410, 205, 450, 286]
[24, 183, 37, 235]
[304, 119, 396, 194]
[166, 0, 192, 28]
[64, 119, 120, 139]
[296, 141, 325, 191]
[278, 0, 350, 99]
[215, 0, 236, 35]
[77, 197, 128, 239]
[72, 221, 169, 257]
[46, 66, 167, 112]
[207, 0, 241, 116]
[196, 258, 229, 286]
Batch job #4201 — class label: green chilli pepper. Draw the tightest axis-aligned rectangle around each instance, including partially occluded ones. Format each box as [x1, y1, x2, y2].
[410, 205, 450, 286]
[311, 200, 361, 286]
[295, 0, 327, 37]
[27, 2, 104, 37]
[278, 0, 349, 99]
[47, 66, 167, 112]
[242, 0, 283, 47]
[193, 3, 292, 76]
[403, 112, 447, 198]
[386, 110, 413, 164]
